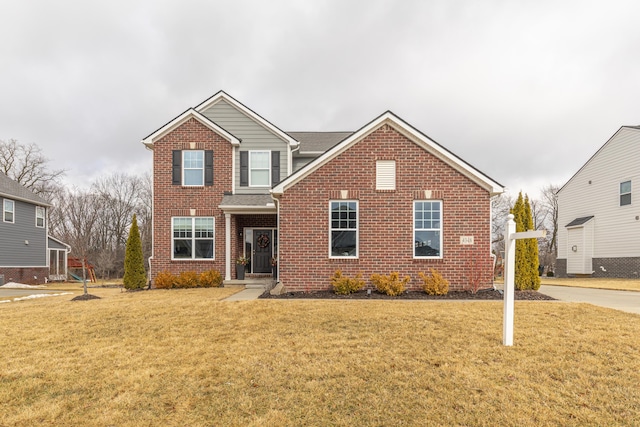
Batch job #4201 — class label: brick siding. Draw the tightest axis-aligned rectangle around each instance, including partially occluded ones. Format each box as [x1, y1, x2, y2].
[0, 267, 49, 285]
[150, 118, 233, 281]
[277, 124, 493, 292]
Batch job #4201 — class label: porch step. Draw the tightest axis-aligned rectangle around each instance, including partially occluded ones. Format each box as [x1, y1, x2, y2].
[223, 278, 275, 291]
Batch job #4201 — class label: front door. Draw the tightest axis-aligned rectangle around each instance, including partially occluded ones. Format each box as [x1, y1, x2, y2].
[253, 229, 273, 273]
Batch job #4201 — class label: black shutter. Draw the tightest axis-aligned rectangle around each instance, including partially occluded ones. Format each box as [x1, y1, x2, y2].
[271, 151, 280, 185]
[240, 151, 248, 187]
[172, 150, 181, 185]
[205, 150, 214, 186]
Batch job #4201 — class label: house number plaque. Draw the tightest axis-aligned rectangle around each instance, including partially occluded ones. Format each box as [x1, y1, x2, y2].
[459, 236, 474, 245]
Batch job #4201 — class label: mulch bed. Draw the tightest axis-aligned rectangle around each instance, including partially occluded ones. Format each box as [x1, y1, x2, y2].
[71, 293, 102, 301]
[260, 289, 555, 300]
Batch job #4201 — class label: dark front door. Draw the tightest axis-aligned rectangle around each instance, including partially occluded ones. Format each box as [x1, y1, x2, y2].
[253, 229, 273, 273]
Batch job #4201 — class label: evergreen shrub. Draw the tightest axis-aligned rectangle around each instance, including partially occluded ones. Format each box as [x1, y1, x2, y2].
[331, 270, 365, 295]
[419, 269, 449, 295]
[370, 272, 410, 296]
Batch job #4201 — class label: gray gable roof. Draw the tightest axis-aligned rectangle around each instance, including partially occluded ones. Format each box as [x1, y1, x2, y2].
[0, 172, 50, 206]
[288, 131, 353, 154]
[565, 216, 594, 227]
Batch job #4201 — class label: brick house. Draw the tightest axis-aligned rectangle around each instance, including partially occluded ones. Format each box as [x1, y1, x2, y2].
[142, 91, 504, 291]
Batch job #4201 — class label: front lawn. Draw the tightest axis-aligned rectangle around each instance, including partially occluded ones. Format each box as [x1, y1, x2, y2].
[1, 289, 639, 426]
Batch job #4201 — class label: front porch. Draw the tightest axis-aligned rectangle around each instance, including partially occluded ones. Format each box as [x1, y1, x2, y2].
[219, 194, 279, 281]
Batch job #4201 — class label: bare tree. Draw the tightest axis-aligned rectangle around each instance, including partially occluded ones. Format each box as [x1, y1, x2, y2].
[539, 184, 560, 272]
[0, 139, 65, 200]
[54, 188, 101, 295]
[491, 192, 513, 255]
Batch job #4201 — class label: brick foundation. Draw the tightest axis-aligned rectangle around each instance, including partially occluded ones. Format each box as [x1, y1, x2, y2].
[0, 267, 49, 285]
[555, 257, 640, 278]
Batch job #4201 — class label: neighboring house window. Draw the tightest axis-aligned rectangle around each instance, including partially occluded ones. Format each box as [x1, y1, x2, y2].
[240, 151, 280, 187]
[330, 200, 358, 258]
[249, 151, 270, 187]
[620, 180, 631, 206]
[172, 217, 215, 259]
[414, 200, 442, 258]
[36, 206, 45, 228]
[376, 160, 396, 190]
[3, 199, 14, 223]
[172, 150, 213, 186]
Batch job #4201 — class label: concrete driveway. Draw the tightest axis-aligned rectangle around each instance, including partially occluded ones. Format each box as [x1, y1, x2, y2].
[0, 288, 58, 298]
[540, 285, 640, 315]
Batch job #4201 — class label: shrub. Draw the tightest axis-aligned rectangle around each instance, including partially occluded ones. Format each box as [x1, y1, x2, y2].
[419, 269, 449, 295]
[154, 271, 176, 289]
[176, 271, 199, 289]
[199, 270, 223, 288]
[370, 272, 409, 296]
[547, 271, 555, 277]
[123, 214, 147, 290]
[331, 270, 365, 295]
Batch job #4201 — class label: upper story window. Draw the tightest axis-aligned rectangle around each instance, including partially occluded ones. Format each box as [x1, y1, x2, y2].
[172, 217, 215, 260]
[240, 150, 280, 188]
[250, 151, 271, 187]
[3, 199, 14, 223]
[36, 206, 45, 228]
[183, 151, 204, 186]
[414, 200, 442, 258]
[172, 150, 213, 186]
[620, 180, 631, 206]
[376, 160, 396, 190]
[330, 200, 358, 258]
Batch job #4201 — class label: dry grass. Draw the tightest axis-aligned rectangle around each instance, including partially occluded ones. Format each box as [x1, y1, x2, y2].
[541, 277, 640, 292]
[1, 290, 639, 426]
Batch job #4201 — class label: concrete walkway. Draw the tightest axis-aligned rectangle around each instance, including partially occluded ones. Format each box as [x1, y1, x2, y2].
[223, 287, 266, 301]
[540, 285, 640, 315]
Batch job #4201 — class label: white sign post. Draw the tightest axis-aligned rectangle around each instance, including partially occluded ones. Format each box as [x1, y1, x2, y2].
[503, 214, 546, 346]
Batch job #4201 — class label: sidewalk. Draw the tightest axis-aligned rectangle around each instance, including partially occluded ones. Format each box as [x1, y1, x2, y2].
[539, 285, 640, 315]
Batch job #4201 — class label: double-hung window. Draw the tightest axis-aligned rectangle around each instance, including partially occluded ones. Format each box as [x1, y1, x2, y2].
[172, 217, 215, 259]
[620, 180, 631, 206]
[36, 206, 45, 228]
[249, 151, 270, 187]
[414, 200, 442, 258]
[183, 151, 204, 186]
[3, 199, 14, 223]
[330, 201, 358, 258]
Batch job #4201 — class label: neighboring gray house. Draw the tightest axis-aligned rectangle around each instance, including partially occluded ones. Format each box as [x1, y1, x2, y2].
[0, 172, 69, 284]
[556, 126, 640, 278]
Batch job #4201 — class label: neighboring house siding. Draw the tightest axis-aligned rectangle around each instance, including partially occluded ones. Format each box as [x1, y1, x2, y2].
[557, 127, 640, 277]
[150, 118, 234, 279]
[201, 99, 289, 193]
[277, 124, 492, 292]
[0, 199, 47, 267]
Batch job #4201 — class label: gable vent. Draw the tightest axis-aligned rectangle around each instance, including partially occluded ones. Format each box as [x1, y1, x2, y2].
[376, 160, 396, 190]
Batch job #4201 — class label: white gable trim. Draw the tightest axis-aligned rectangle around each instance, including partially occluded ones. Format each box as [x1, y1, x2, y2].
[558, 126, 640, 195]
[141, 109, 240, 149]
[195, 91, 299, 148]
[272, 111, 503, 196]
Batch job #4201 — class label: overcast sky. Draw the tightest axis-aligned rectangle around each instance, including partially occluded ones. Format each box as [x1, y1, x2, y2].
[1, 0, 639, 198]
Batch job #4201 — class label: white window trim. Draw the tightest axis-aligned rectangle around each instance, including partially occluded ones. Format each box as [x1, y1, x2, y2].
[620, 180, 632, 206]
[182, 150, 205, 187]
[413, 200, 443, 259]
[249, 150, 271, 188]
[376, 160, 396, 190]
[329, 200, 359, 259]
[171, 216, 215, 260]
[3, 199, 14, 223]
[35, 206, 45, 228]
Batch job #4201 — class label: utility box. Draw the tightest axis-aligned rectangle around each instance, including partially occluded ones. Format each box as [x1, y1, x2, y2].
[0, 274, 4, 286]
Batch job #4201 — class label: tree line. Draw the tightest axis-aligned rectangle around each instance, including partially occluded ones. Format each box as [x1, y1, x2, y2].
[1, 139, 151, 280]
